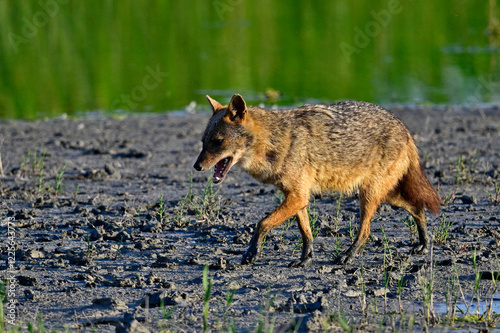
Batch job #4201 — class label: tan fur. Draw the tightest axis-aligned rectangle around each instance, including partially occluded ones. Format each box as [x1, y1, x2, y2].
[194, 94, 440, 267]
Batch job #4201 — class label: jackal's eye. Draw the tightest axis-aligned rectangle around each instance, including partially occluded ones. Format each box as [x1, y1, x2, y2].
[213, 138, 224, 146]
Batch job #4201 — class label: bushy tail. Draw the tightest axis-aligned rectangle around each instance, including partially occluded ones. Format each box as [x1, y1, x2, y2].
[400, 144, 440, 214]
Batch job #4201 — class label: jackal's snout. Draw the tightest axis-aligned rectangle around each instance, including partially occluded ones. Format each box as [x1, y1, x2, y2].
[193, 148, 234, 184]
[193, 162, 202, 171]
[193, 151, 207, 171]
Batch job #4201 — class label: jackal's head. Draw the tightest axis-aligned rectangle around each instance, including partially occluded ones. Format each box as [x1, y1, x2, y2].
[193, 94, 252, 184]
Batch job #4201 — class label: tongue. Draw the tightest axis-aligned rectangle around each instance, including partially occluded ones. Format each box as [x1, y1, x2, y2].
[213, 158, 228, 182]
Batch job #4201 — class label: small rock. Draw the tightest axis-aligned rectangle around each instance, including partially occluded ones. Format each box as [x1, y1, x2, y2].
[67, 253, 94, 266]
[27, 249, 45, 259]
[344, 289, 362, 297]
[92, 297, 128, 310]
[210, 257, 227, 270]
[436, 258, 456, 266]
[115, 319, 150, 333]
[228, 281, 241, 290]
[18, 276, 39, 286]
[370, 287, 388, 297]
[460, 195, 477, 205]
[401, 274, 416, 287]
[317, 265, 333, 274]
[185, 255, 200, 265]
[146, 273, 162, 286]
[151, 254, 176, 268]
[480, 271, 500, 280]
[14, 209, 35, 220]
[104, 163, 116, 175]
[24, 289, 36, 300]
[144, 290, 178, 307]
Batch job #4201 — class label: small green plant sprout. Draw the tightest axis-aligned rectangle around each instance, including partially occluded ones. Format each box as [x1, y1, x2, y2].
[261, 235, 267, 255]
[383, 255, 390, 314]
[443, 265, 460, 324]
[308, 197, 320, 239]
[454, 152, 479, 185]
[397, 261, 409, 314]
[278, 217, 294, 246]
[455, 155, 464, 184]
[419, 245, 438, 325]
[401, 215, 417, 240]
[333, 234, 342, 256]
[190, 177, 225, 223]
[213, 287, 238, 332]
[53, 162, 67, 196]
[35, 151, 46, 193]
[472, 248, 483, 318]
[330, 306, 354, 333]
[485, 180, 500, 205]
[20, 149, 44, 178]
[113, 234, 125, 260]
[274, 191, 284, 205]
[222, 287, 236, 322]
[155, 190, 166, 225]
[435, 215, 454, 245]
[255, 288, 278, 333]
[442, 189, 456, 206]
[73, 184, 80, 201]
[289, 224, 306, 257]
[453, 248, 500, 326]
[171, 174, 194, 228]
[454, 154, 473, 184]
[161, 298, 176, 320]
[347, 216, 355, 244]
[26, 313, 46, 332]
[202, 264, 213, 332]
[358, 267, 367, 320]
[380, 226, 393, 266]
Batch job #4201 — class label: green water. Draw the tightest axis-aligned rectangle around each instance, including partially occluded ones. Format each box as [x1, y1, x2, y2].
[0, 0, 499, 119]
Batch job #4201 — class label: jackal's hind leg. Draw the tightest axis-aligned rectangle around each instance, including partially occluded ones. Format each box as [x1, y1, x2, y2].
[333, 187, 380, 266]
[386, 189, 431, 255]
[288, 207, 314, 268]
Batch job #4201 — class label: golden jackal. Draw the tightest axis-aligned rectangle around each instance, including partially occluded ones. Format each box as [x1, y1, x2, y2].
[194, 94, 440, 268]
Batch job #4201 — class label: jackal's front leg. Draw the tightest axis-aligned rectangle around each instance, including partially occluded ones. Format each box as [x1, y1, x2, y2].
[241, 192, 308, 265]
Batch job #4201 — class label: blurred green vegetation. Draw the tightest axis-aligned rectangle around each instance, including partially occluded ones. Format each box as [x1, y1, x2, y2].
[0, 0, 499, 119]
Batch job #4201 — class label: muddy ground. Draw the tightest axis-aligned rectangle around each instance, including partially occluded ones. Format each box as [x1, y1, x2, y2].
[0, 104, 499, 332]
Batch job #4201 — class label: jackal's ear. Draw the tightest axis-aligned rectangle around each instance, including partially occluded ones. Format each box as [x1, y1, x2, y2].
[206, 95, 224, 114]
[227, 94, 247, 123]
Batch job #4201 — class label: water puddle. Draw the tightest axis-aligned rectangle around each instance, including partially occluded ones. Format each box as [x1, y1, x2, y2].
[433, 292, 500, 331]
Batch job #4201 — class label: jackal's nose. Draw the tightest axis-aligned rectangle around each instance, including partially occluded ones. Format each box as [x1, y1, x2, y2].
[193, 162, 203, 171]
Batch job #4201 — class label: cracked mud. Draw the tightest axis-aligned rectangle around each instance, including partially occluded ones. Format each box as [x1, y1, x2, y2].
[1, 105, 499, 332]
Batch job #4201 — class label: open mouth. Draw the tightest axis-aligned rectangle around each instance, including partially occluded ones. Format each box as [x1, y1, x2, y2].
[213, 157, 233, 184]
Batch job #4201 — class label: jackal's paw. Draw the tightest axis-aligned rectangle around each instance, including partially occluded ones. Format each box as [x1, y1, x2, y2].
[333, 252, 354, 266]
[288, 257, 313, 268]
[241, 247, 258, 265]
[410, 244, 429, 255]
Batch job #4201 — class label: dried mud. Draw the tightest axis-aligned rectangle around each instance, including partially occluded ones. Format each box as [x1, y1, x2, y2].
[1, 105, 499, 332]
